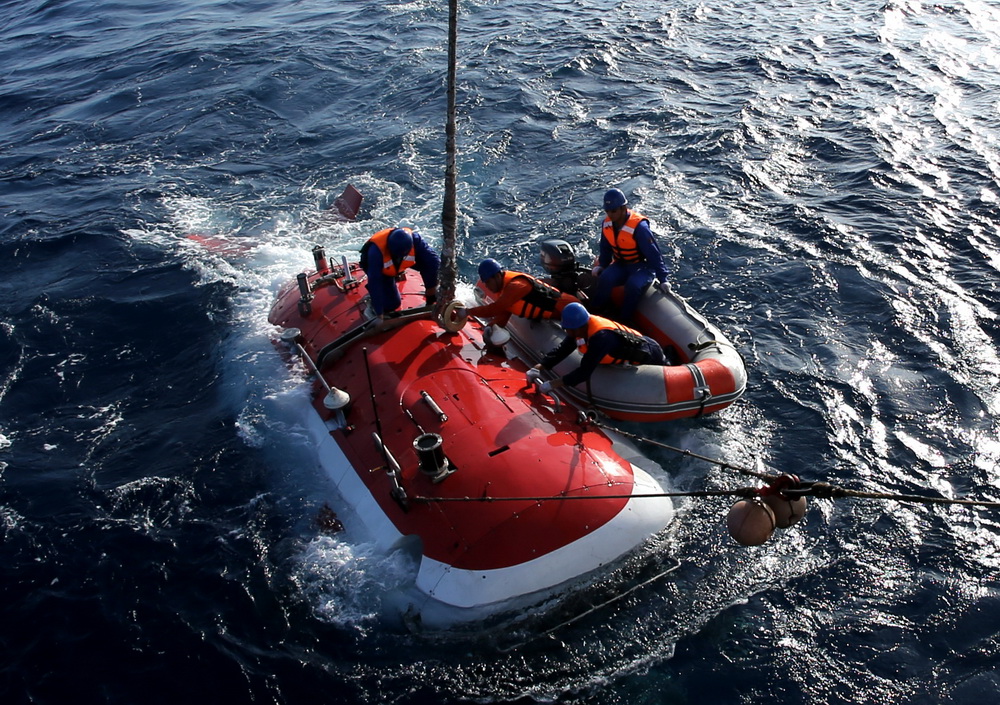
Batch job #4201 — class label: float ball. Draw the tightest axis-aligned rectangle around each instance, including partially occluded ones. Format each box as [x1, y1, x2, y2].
[763, 493, 807, 529]
[726, 498, 776, 546]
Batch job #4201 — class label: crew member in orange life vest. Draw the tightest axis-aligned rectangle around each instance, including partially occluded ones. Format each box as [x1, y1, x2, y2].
[591, 188, 669, 324]
[454, 258, 580, 328]
[527, 302, 667, 392]
[360, 227, 439, 327]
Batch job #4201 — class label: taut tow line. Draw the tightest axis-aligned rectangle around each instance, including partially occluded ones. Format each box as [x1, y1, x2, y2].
[411, 488, 758, 503]
[497, 559, 682, 654]
[593, 421, 1000, 509]
[597, 422, 775, 482]
[412, 420, 1000, 547]
[410, 483, 1000, 509]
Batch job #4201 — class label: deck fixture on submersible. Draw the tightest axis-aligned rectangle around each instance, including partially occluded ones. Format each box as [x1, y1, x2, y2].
[278, 326, 351, 412]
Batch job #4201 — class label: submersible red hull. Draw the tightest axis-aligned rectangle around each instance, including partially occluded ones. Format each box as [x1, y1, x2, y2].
[268, 254, 673, 617]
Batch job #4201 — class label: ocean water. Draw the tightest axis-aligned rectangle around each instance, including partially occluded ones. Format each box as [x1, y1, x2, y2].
[2, 0, 999, 703]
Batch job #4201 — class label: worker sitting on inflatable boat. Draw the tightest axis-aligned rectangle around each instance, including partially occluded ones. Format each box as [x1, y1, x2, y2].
[360, 226, 440, 329]
[528, 302, 668, 392]
[454, 258, 580, 328]
[591, 188, 670, 325]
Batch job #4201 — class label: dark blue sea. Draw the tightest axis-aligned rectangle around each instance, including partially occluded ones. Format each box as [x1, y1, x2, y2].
[3, 0, 1000, 703]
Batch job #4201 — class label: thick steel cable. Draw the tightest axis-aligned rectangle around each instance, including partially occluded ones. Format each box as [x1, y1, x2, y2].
[438, 0, 459, 306]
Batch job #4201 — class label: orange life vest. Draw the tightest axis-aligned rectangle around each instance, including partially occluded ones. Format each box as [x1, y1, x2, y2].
[602, 211, 649, 263]
[503, 271, 573, 320]
[577, 315, 648, 365]
[361, 227, 416, 277]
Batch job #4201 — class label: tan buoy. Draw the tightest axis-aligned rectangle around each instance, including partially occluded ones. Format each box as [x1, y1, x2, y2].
[440, 300, 467, 332]
[763, 493, 807, 529]
[726, 497, 776, 546]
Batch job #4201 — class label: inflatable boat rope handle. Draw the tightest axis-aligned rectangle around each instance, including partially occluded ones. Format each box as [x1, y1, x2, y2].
[688, 339, 719, 352]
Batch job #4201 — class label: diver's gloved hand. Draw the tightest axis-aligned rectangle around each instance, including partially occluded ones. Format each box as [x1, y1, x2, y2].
[538, 381, 552, 394]
[526, 368, 541, 386]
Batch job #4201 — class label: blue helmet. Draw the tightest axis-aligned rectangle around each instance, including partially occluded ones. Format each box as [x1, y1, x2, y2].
[387, 228, 413, 258]
[478, 258, 503, 282]
[603, 188, 628, 211]
[561, 302, 591, 329]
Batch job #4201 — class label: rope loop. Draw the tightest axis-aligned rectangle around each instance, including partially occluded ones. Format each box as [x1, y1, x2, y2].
[586, 422, 1000, 509]
[758, 473, 801, 499]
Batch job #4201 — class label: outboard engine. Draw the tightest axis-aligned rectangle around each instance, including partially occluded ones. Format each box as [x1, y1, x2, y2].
[540, 239, 585, 295]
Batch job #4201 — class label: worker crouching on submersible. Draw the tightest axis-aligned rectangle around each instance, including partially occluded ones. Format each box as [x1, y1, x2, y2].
[360, 226, 439, 330]
[454, 258, 580, 328]
[528, 302, 668, 392]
